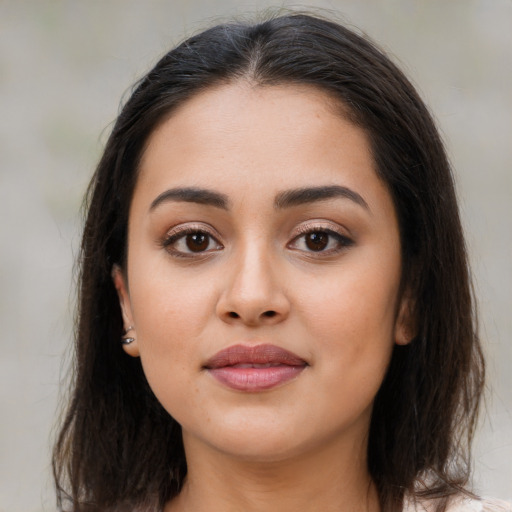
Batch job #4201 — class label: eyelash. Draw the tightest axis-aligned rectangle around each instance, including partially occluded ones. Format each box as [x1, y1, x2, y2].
[161, 225, 223, 259]
[288, 225, 354, 256]
[161, 223, 354, 258]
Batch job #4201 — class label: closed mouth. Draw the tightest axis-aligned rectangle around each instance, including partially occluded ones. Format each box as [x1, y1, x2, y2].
[204, 344, 307, 391]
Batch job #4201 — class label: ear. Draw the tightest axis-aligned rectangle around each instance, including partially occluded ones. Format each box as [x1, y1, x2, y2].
[394, 288, 416, 346]
[112, 264, 140, 357]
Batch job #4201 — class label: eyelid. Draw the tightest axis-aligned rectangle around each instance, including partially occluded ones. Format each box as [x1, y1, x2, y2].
[161, 222, 223, 257]
[287, 220, 354, 255]
[291, 220, 352, 239]
[164, 222, 220, 240]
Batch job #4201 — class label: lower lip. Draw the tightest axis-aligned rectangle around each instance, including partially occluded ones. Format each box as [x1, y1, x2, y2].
[207, 365, 305, 391]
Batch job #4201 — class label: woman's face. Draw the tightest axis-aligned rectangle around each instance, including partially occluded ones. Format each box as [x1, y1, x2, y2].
[114, 83, 410, 463]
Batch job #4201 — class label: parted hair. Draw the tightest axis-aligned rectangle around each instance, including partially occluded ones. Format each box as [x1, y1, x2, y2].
[53, 12, 484, 512]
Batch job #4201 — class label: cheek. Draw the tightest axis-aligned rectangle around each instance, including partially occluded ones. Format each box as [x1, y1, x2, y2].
[130, 257, 217, 338]
[297, 266, 399, 422]
[298, 254, 400, 369]
[127, 264, 219, 393]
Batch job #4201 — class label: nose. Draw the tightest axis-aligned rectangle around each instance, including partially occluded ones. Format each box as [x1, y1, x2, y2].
[216, 243, 290, 327]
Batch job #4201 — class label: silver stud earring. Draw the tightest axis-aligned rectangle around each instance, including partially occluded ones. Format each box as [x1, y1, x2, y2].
[121, 325, 135, 345]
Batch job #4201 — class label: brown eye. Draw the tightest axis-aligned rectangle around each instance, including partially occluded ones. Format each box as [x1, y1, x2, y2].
[305, 232, 329, 251]
[186, 233, 210, 252]
[288, 227, 354, 255]
[163, 228, 223, 257]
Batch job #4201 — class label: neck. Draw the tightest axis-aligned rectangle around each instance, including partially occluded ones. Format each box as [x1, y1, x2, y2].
[165, 434, 380, 512]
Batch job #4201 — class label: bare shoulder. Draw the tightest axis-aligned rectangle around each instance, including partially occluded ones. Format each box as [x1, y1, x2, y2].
[404, 495, 512, 512]
[478, 498, 512, 512]
[447, 496, 512, 512]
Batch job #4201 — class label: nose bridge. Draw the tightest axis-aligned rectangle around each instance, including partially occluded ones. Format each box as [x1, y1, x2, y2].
[218, 235, 289, 325]
[234, 237, 273, 296]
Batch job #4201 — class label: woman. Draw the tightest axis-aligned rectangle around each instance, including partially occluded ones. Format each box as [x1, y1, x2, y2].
[52, 12, 510, 512]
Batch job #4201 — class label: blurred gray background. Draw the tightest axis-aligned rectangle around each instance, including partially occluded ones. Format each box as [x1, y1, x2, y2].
[0, 1, 510, 510]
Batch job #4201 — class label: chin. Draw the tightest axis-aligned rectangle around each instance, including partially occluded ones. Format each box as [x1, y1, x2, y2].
[212, 434, 313, 464]
[183, 406, 353, 465]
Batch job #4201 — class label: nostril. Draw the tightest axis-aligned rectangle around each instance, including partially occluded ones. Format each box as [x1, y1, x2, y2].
[225, 310, 278, 321]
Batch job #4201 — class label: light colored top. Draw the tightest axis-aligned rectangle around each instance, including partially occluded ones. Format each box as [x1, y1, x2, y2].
[403, 496, 512, 512]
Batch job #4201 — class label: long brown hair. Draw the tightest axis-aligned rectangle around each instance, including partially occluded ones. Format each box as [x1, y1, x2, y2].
[53, 12, 485, 512]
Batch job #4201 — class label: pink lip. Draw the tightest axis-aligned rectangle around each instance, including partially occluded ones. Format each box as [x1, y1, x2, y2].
[204, 344, 307, 392]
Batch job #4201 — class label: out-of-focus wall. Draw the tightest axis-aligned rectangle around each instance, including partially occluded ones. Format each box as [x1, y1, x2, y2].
[0, 1, 510, 510]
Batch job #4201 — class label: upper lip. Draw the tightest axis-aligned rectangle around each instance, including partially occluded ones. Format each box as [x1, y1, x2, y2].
[204, 344, 307, 369]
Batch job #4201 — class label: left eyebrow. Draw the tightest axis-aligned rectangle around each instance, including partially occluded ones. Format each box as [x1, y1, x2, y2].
[274, 185, 370, 212]
[149, 187, 230, 212]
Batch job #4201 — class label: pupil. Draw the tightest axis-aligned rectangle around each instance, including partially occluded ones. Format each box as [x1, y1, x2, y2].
[186, 233, 209, 252]
[306, 232, 328, 251]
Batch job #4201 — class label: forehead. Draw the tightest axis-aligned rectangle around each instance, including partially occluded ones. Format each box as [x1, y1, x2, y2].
[142, 83, 348, 159]
[128, 83, 402, 235]
[137, 82, 380, 192]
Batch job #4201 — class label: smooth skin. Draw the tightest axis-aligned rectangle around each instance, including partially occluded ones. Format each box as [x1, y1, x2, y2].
[113, 82, 413, 512]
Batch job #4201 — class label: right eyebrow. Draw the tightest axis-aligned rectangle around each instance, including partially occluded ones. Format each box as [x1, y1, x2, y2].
[149, 187, 230, 212]
[274, 185, 370, 212]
